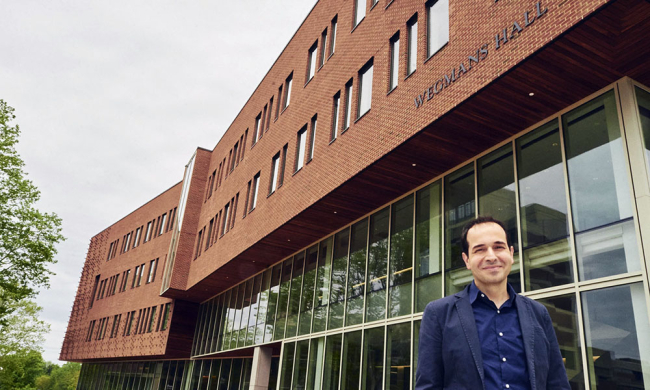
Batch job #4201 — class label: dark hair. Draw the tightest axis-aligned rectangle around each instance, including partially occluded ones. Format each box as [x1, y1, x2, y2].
[461, 216, 510, 255]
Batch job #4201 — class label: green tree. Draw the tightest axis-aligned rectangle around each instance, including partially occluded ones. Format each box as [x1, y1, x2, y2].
[0, 348, 45, 389]
[0, 298, 50, 356]
[0, 99, 64, 322]
[35, 362, 81, 390]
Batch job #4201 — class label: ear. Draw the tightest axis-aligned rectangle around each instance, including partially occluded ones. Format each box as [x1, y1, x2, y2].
[462, 252, 470, 270]
[509, 246, 515, 264]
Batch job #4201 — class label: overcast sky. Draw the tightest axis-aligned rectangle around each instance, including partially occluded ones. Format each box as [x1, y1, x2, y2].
[1, 0, 316, 364]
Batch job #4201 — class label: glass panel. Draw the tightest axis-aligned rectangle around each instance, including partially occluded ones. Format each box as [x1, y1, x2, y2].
[208, 360, 221, 390]
[217, 294, 228, 351]
[415, 181, 443, 312]
[313, 237, 333, 333]
[256, 269, 272, 344]
[275, 258, 293, 340]
[187, 361, 201, 390]
[279, 343, 296, 390]
[224, 288, 236, 350]
[537, 294, 585, 390]
[478, 143, 521, 292]
[636, 86, 650, 176]
[444, 163, 475, 295]
[229, 359, 243, 390]
[286, 252, 305, 338]
[307, 337, 326, 390]
[323, 334, 343, 390]
[247, 274, 263, 346]
[347, 219, 368, 326]
[241, 359, 253, 390]
[216, 359, 231, 390]
[413, 320, 420, 386]
[389, 195, 414, 318]
[268, 357, 280, 390]
[232, 283, 246, 348]
[292, 340, 310, 389]
[563, 91, 638, 281]
[582, 283, 650, 389]
[386, 322, 411, 390]
[265, 264, 282, 343]
[239, 280, 254, 347]
[199, 361, 211, 390]
[299, 245, 318, 335]
[516, 120, 573, 291]
[362, 326, 385, 390]
[341, 331, 362, 390]
[165, 361, 178, 390]
[329, 228, 350, 330]
[366, 207, 389, 322]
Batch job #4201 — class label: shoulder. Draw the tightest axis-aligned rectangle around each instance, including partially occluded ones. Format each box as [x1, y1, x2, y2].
[517, 294, 552, 325]
[423, 291, 466, 317]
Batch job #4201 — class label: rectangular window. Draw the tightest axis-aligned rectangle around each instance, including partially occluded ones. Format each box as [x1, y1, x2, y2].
[137, 263, 145, 286]
[132, 266, 139, 288]
[244, 181, 251, 218]
[122, 270, 130, 292]
[319, 29, 328, 67]
[106, 242, 114, 261]
[267, 99, 274, 128]
[221, 203, 230, 235]
[133, 227, 142, 248]
[354, 0, 366, 27]
[148, 306, 157, 333]
[427, 0, 449, 58]
[270, 152, 281, 194]
[253, 114, 262, 144]
[295, 126, 307, 172]
[390, 34, 400, 91]
[344, 80, 353, 130]
[231, 194, 239, 230]
[407, 16, 418, 75]
[206, 219, 214, 249]
[161, 303, 172, 331]
[331, 92, 340, 141]
[283, 73, 293, 110]
[330, 16, 337, 56]
[279, 144, 288, 187]
[195, 229, 203, 259]
[250, 173, 260, 211]
[307, 42, 318, 82]
[261, 105, 268, 134]
[158, 214, 167, 236]
[308, 115, 317, 161]
[276, 85, 283, 120]
[358, 60, 373, 117]
[144, 221, 152, 242]
[147, 259, 157, 283]
[231, 142, 239, 171]
[123, 232, 131, 252]
[90, 275, 100, 308]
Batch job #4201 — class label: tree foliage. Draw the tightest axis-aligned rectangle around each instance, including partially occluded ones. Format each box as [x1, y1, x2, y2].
[0, 99, 64, 322]
[0, 298, 50, 356]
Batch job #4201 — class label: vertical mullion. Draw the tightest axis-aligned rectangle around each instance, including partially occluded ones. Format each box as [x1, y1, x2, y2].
[318, 337, 328, 390]
[382, 324, 388, 390]
[412, 193, 417, 314]
[385, 205, 393, 320]
[364, 220, 371, 323]
[440, 178, 446, 297]
[474, 159, 479, 218]
[574, 288, 591, 389]
[358, 330, 365, 390]
[343, 230, 351, 328]
[273, 262, 283, 341]
[558, 113, 579, 287]
[297, 252, 307, 338]
[512, 138, 525, 293]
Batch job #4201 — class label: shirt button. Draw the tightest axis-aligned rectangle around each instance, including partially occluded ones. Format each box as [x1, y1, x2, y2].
[481, 294, 485, 297]
[497, 310, 501, 314]
[505, 385, 510, 389]
[499, 332, 504, 337]
[502, 357, 507, 362]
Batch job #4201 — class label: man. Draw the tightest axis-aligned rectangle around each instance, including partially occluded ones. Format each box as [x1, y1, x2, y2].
[415, 216, 570, 390]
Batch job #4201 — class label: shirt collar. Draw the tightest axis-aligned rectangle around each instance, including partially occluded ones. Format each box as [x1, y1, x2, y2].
[469, 281, 517, 306]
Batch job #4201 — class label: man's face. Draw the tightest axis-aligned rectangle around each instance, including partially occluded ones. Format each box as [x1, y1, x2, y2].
[462, 222, 514, 290]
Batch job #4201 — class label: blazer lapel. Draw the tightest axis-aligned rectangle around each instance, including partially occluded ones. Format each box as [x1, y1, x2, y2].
[517, 297, 537, 390]
[454, 291, 485, 386]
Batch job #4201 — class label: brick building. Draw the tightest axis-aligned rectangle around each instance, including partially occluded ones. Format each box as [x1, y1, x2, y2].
[62, 0, 650, 388]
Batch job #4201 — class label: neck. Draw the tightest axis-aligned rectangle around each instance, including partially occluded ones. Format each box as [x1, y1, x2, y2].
[475, 281, 509, 308]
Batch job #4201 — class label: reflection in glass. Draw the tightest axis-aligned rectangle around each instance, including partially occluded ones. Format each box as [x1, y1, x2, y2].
[286, 253, 305, 338]
[563, 91, 638, 281]
[293, 340, 310, 389]
[208, 359, 220, 390]
[279, 342, 296, 390]
[362, 326, 384, 390]
[347, 219, 368, 326]
[636, 86, 650, 175]
[223, 288, 236, 350]
[537, 294, 585, 390]
[307, 337, 326, 390]
[231, 359, 244, 390]
[299, 245, 318, 335]
[413, 320, 420, 386]
[366, 207, 389, 322]
[386, 322, 411, 390]
[341, 331, 362, 390]
[238, 279, 254, 347]
[516, 120, 573, 291]
[217, 359, 231, 390]
[323, 334, 342, 390]
[247, 274, 263, 346]
[274, 258, 293, 340]
[415, 181, 442, 312]
[255, 270, 272, 345]
[389, 195, 414, 317]
[265, 264, 282, 343]
[478, 144, 521, 292]
[582, 283, 650, 389]
[329, 229, 350, 330]
[444, 163, 475, 295]
[313, 238, 333, 333]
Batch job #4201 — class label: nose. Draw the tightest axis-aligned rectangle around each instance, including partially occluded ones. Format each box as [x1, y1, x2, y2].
[486, 247, 497, 261]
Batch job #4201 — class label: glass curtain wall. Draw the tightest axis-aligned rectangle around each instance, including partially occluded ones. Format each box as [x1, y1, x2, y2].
[188, 85, 650, 390]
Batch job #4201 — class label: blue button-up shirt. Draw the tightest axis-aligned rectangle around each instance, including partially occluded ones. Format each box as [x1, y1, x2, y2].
[469, 282, 530, 390]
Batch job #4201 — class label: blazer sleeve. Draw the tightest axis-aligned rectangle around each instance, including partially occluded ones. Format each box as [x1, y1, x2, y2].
[415, 303, 444, 390]
[542, 307, 571, 390]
